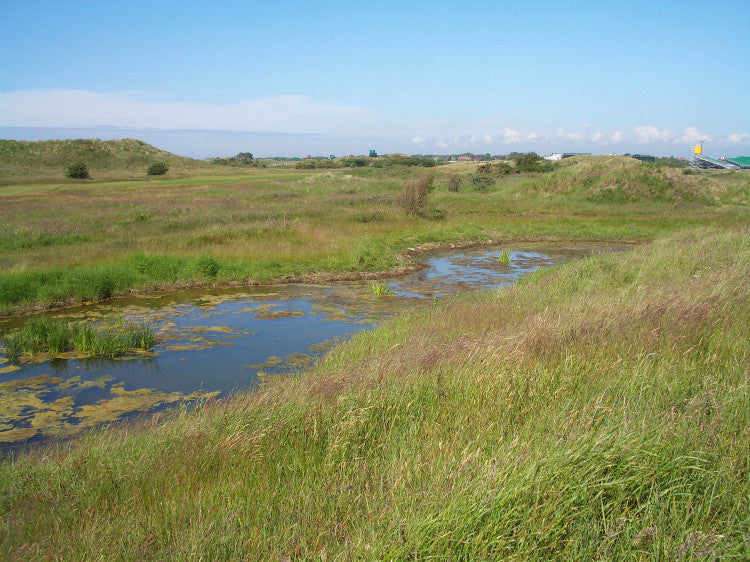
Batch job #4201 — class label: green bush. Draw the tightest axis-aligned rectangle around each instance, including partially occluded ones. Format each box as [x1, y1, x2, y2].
[147, 162, 169, 175]
[446, 174, 461, 192]
[515, 152, 553, 173]
[65, 162, 90, 179]
[470, 174, 494, 191]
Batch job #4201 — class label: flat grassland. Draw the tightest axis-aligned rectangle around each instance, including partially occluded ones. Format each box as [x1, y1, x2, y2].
[1, 153, 749, 558]
[1, 155, 747, 315]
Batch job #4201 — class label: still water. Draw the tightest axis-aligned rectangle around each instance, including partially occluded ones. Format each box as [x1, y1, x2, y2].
[0, 243, 626, 448]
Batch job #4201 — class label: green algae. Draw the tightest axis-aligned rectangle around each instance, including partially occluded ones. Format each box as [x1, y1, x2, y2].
[0, 373, 219, 443]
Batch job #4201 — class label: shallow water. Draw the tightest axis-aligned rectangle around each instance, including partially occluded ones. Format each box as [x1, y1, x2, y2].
[0, 242, 627, 448]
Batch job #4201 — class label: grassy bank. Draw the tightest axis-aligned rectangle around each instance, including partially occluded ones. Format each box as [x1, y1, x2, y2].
[1, 156, 747, 315]
[1, 226, 747, 558]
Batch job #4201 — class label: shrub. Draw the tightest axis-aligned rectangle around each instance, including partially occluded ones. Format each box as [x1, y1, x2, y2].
[147, 162, 169, 176]
[446, 174, 461, 192]
[470, 174, 494, 191]
[515, 152, 553, 173]
[341, 157, 368, 168]
[65, 163, 90, 179]
[396, 175, 433, 215]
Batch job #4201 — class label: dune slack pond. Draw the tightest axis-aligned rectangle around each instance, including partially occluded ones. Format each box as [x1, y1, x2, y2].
[0, 242, 627, 451]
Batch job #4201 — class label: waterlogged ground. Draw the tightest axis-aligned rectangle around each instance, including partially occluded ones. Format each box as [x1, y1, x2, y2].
[0, 243, 627, 448]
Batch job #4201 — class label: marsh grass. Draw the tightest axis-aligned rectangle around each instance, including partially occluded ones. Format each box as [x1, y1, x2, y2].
[370, 280, 393, 296]
[497, 249, 511, 265]
[1, 317, 155, 362]
[0, 227, 747, 558]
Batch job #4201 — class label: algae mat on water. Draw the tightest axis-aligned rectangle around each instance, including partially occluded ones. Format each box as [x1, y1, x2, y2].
[0, 373, 218, 443]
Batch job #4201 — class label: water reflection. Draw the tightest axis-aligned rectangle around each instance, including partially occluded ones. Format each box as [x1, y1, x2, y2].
[0, 243, 627, 447]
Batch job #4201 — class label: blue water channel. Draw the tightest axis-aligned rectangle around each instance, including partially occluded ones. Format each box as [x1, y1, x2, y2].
[0, 243, 627, 450]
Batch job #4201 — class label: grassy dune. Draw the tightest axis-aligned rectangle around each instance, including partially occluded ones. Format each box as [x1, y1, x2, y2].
[0, 138, 224, 181]
[1, 227, 748, 558]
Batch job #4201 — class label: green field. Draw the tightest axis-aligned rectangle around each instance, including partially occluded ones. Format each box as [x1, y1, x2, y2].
[1, 142, 749, 558]
[1, 147, 747, 316]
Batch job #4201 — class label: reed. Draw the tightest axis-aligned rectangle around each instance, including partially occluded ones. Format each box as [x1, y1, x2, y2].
[370, 280, 393, 296]
[1, 317, 155, 362]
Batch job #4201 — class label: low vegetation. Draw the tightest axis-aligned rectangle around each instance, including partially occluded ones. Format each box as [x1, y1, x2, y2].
[370, 280, 393, 296]
[65, 162, 89, 179]
[146, 162, 168, 176]
[0, 148, 747, 316]
[0, 138, 213, 180]
[0, 227, 747, 558]
[1, 142, 748, 557]
[1, 317, 155, 362]
[395, 175, 433, 215]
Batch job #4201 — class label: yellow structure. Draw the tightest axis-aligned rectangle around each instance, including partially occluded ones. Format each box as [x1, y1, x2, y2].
[694, 144, 702, 155]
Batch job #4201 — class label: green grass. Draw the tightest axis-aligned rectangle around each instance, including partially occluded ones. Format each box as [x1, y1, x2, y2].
[1, 155, 747, 315]
[497, 249, 511, 265]
[370, 280, 393, 296]
[0, 226, 747, 558]
[1, 317, 155, 361]
[0, 138, 220, 181]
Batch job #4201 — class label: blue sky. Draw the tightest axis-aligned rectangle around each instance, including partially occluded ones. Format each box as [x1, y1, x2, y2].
[1, 0, 748, 158]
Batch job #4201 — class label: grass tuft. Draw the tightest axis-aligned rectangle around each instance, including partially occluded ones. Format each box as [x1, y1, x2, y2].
[1, 317, 155, 362]
[370, 280, 393, 296]
[497, 249, 511, 265]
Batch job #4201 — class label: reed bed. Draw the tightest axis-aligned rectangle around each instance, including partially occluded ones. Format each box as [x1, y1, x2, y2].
[1, 317, 155, 362]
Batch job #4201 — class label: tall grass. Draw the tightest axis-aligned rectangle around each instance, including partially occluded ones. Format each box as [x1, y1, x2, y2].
[0, 227, 747, 558]
[1, 317, 155, 362]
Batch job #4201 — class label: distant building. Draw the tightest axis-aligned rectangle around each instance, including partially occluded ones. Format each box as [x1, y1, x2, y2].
[726, 157, 750, 169]
[544, 153, 590, 161]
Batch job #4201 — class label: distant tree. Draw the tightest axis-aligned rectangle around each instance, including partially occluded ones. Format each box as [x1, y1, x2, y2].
[470, 174, 494, 191]
[147, 162, 169, 176]
[235, 152, 254, 163]
[515, 152, 553, 173]
[65, 162, 90, 179]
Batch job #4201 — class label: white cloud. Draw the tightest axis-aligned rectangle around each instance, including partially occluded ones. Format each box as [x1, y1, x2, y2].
[727, 133, 750, 144]
[0, 89, 380, 135]
[3, 89, 742, 156]
[503, 128, 523, 143]
[678, 126, 712, 144]
[502, 128, 540, 144]
[634, 125, 674, 144]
